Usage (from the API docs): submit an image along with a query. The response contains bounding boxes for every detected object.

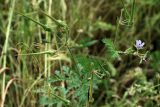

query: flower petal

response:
[135,40,145,49]
[141,42,145,46]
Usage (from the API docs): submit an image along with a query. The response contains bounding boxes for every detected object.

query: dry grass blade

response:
[1,78,18,107]
[0,67,9,75]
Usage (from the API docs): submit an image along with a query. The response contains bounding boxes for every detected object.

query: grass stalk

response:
[130,0,135,25]
[44,0,52,78]
[89,72,94,103]
[1,0,15,107]
[114,18,120,44]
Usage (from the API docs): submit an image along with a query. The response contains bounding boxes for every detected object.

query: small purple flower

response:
[135,40,145,49]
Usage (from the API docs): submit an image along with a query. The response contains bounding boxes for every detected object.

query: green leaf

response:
[39,96,56,106]
[107,62,117,77]
[124,47,134,54]
[151,51,160,72]
[94,21,115,31]
[75,82,89,104]
[83,40,98,47]
[102,39,119,59]
[75,55,108,75]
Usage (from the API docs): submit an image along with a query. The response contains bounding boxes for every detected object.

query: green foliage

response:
[140,0,160,5]
[36,78,70,106]
[78,37,98,48]
[76,55,109,77]
[0,0,160,107]
[39,94,59,106]
[93,21,115,31]
[124,47,134,54]
[37,55,109,106]
[17,12,52,32]
[102,38,119,59]
[151,51,160,73]
[107,62,117,77]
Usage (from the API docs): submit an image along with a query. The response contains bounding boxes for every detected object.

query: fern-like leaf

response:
[102,38,119,59]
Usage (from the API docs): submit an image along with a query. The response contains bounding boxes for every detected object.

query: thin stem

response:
[51,92,70,105]
[47,0,52,78]
[19,73,44,107]
[18,50,56,56]
[44,0,52,78]
[114,17,120,44]
[89,72,94,103]
[16,12,52,32]
[130,0,135,24]
[66,45,80,76]
[1,0,15,107]
[120,0,130,18]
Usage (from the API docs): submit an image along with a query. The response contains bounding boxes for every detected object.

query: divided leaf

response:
[102,39,119,59]
[124,47,134,54]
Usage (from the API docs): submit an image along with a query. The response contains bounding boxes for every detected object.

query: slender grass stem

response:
[51,92,70,105]
[18,50,56,56]
[89,72,94,103]
[1,0,15,107]
[47,0,52,78]
[120,0,130,18]
[130,0,135,24]
[66,45,80,76]
[16,12,52,32]
[114,18,120,44]
[19,73,44,107]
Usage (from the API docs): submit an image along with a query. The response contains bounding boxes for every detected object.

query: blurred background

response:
[0,0,160,107]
